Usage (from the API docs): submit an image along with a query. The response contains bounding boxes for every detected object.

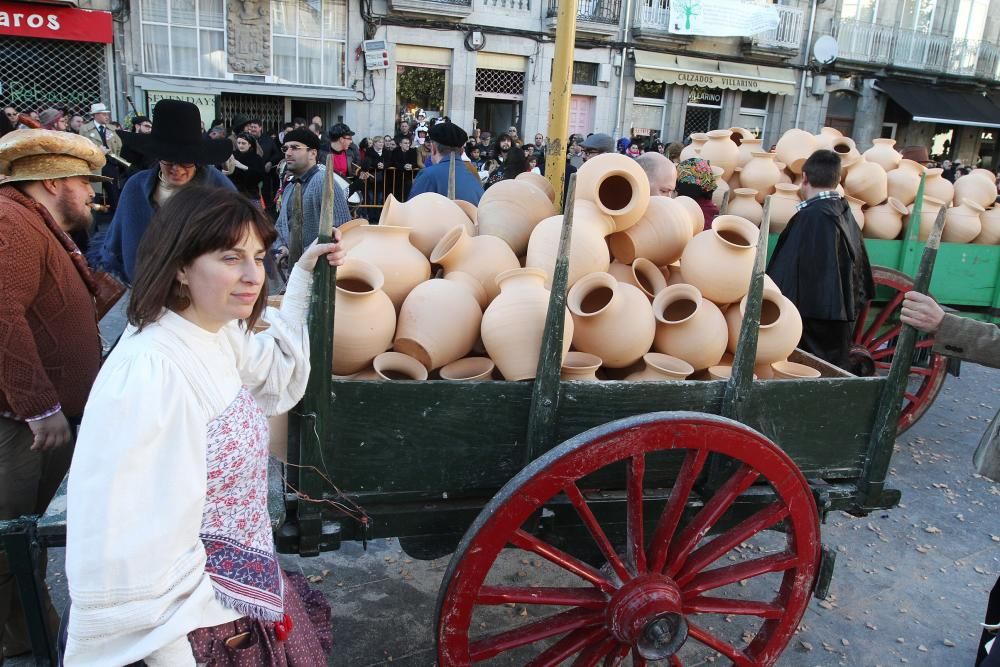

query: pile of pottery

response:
[323,156,816,383]
[685,127,1000,244]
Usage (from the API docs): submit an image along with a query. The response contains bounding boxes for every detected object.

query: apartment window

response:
[900,0,936,32]
[635,80,666,99]
[141,0,226,78]
[573,62,599,86]
[953,0,988,42]
[840,0,879,22]
[272,0,348,87]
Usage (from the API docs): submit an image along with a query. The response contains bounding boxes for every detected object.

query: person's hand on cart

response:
[901,291,945,334]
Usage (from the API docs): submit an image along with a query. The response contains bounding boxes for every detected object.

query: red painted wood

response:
[688,621,753,666]
[509,529,616,594]
[476,586,608,608]
[469,607,602,661]
[564,483,633,584]
[627,455,647,576]
[648,448,709,574]
[525,626,609,667]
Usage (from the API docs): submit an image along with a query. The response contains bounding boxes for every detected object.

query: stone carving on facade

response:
[227,0,271,75]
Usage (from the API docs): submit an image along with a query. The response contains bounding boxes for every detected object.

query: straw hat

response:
[0,129,110,184]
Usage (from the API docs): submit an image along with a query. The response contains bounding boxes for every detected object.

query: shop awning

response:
[876,79,1000,129]
[633,51,797,96]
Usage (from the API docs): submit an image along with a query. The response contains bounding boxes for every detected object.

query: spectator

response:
[80,102,122,210]
[408,122,484,204]
[568,138,584,170]
[38,108,67,131]
[675,157,718,229]
[245,118,282,211]
[292,116,307,128]
[527,155,541,175]
[414,125,428,147]
[485,145,528,188]
[636,152,677,197]
[319,123,360,180]
[278,121,294,144]
[69,115,85,134]
[626,143,642,158]
[466,144,485,171]
[581,133,614,163]
[3,106,17,126]
[120,115,156,180]
[391,135,420,200]
[311,114,324,134]
[478,131,492,149]
[507,126,520,144]
[228,132,266,203]
[396,120,414,145]
[487,133,513,174]
[383,135,396,152]
[666,141,683,163]
[360,135,388,216]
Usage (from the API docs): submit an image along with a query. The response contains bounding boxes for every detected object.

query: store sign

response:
[146,90,217,127]
[688,87,723,105]
[669,0,779,38]
[0,1,112,43]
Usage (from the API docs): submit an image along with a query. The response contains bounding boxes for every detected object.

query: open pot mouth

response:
[373,351,429,381]
[739,288,784,329]
[644,352,694,377]
[562,351,603,370]
[337,259,385,294]
[439,357,495,381]
[430,225,465,264]
[569,275,616,317]
[595,172,638,216]
[653,285,702,325]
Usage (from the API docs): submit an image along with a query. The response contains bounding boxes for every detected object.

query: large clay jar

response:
[455,200,478,226]
[740,153,782,203]
[698,129,740,180]
[568,272,655,368]
[338,218,367,252]
[924,168,955,204]
[906,196,946,241]
[608,196,693,266]
[830,137,861,168]
[943,199,985,244]
[953,172,998,209]
[439,356,495,381]
[711,166,730,209]
[481,268,573,381]
[863,138,901,172]
[651,283,728,370]
[736,138,763,169]
[976,207,1000,244]
[724,287,803,365]
[727,188,763,225]
[679,215,759,305]
[775,129,818,175]
[625,352,694,381]
[477,179,558,255]
[845,195,865,230]
[526,200,613,288]
[560,351,602,381]
[608,257,668,300]
[728,127,755,144]
[864,197,907,240]
[515,171,556,203]
[431,225,519,303]
[675,195,707,235]
[813,126,843,150]
[679,133,708,161]
[394,272,484,371]
[574,152,651,232]
[886,159,926,206]
[844,158,888,206]
[380,193,475,258]
[973,168,996,181]
[346,224,431,310]
[332,259,396,375]
[370,352,429,381]
[769,183,802,234]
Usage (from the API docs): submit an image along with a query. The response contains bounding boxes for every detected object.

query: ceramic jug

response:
[394,272,485,371]
[568,271,656,368]
[477,179,558,255]
[608,195,693,266]
[332,258,396,376]
[431,225,519,303]
[943,199,985,244]
[379,192,475,258]
[574,152,652,232]
[651,283,728,370]
[862,138,901,172]
[526,200,613,288]
[346,224,431,310]
[679,215,759,305]
[625,353,694,381]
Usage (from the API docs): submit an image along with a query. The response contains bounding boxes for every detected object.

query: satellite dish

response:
[813,35,839,65]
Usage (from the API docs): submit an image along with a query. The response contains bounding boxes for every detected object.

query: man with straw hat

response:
[0,129,107,660]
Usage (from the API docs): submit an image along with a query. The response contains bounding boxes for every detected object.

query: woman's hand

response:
[296,231,347,272]
[901,290,945,334]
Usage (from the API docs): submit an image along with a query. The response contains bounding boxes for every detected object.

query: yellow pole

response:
[544,0,578,211]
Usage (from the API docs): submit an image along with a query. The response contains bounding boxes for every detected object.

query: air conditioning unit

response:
[363,39,390,71]
[597,63,613,84]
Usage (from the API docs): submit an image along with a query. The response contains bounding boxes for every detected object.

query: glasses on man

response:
[282,143,307,153]
[160,160,195,169]
[583,149,601,156]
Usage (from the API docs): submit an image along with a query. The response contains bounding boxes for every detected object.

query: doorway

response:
[474,98,521,137]
[290,100,345,132]
[569,95,596,137]
[396,66,447,124]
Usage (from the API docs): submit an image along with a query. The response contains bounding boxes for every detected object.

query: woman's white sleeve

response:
[64,351,219,666]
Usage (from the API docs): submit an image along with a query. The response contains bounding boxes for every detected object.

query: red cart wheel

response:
[436,413,820,666]
[853,266,948,434]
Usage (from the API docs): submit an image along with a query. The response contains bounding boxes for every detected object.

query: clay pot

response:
[740,153,782,203]
[625,352,694,381]
[862,138,901,172]
[679,215,759,305]
[651,283,728,370]
[439,356,495,381]
[394,273,484,371]
[943,198,985,244]
[608,257,668,300]
[813,127,843,150]
[755,363,775,380]
[481,268,573,381]
[379,193,475,258]
[771,360,821,379]
[973,168,996,181]
[711,166,730,210]
[568,272,656,368]
[769,183,802,234]
[976,207,1000,244]
[724,287,803,365]
[845,195,865,230]
[728,127,755,144]
[431,225,519,303]
[729,168,743,190]
[608,196,693,266]
[346,224,431,310]
[368,352,429,381]
[338,218,368,252]
[680,133,708,161]
[736,138,763,169]
[455,200,478,225]
[886,159,926,206]
[515,171,556,203]
[727,188,763,225]
[905,196,946,241]
[526,200,613,288]
[864,198,907,240]
[698,129,740,180]
[923,168,955,204]
[560,351,602,381]
[954,172,998,209]
[675,195,707,235]
[574,152,652,232]
[477,179,558,256]
[332,259,397,375]
[775,129,818,175]
[843,158,888,206]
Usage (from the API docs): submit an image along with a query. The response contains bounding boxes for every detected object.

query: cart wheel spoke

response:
[565,483,633,583]
[683,552,799,597]
[477,585,608,609]
[510,529,617,594]
[669,655,684,667]
[862,291,905,346]
[870,345,896,361]
[648,448,710,573]
[685,595,784,619]
[468,607,603,662]
[569,634,620,667]
[910,366,934,376]
[675,502,789,587]
[688,621,754,666]
[601,644,630,666]
[631,654,648,666]
[869,324,903,352]
[875,361,891,370]
[665,464,760,578]
[904,391,920,405]
[627,455,647,575]
[915,338,934,349]
[525,626,610,667]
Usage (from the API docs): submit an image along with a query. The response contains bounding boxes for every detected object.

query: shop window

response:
[635,80,666,100]
[397,66,447,121]
[140,0,226,78]
[683,87,722,139]
[0,38,109,117]
[272,0,347,87]
[632,103,664,138]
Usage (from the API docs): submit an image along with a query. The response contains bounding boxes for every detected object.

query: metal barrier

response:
[351,166,421,219]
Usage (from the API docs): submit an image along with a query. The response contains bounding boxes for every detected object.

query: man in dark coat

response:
[767,149,874,370]
[408,122,483,205]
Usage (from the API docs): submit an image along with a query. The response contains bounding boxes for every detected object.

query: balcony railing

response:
[482,0,530,10]
[635,1,803,51]
[637,0,669,30]
[835,19,1000,80]
[547,0,622,24]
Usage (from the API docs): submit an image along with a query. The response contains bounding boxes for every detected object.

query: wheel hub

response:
[606,575,688,659]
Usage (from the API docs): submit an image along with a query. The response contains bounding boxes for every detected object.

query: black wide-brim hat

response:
[123,99,234,165]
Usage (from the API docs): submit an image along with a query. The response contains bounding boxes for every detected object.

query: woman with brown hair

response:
[64,186,344,665]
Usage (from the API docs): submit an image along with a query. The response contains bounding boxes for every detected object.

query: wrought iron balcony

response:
[634,1,802,53]
[546,0,622,25]
[481,0,530,9]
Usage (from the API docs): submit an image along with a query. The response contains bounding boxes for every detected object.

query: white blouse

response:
[65,265,315,666]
